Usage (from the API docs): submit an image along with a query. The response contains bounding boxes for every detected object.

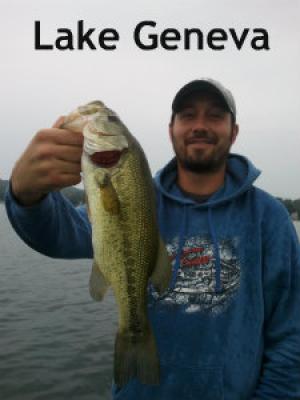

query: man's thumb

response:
[52,116,66,129]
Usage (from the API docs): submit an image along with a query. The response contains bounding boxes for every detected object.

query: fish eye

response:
[108,115,119,123]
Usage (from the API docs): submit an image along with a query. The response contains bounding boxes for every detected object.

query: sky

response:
[1,0,299,198]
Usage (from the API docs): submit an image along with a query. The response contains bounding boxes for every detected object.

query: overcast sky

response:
[1,0,299,198]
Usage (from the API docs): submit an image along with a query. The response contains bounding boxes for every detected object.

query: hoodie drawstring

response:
[170,204,187,290]
[208,207,222,293]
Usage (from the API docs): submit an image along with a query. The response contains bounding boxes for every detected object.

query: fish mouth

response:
[89,150,124,168]
[98,132,117,137]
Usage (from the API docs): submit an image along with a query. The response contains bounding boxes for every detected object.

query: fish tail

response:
[114,324,160,387]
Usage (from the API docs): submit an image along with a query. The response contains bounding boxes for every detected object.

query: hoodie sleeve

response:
[252,204,300,399]
[4,182,93,259]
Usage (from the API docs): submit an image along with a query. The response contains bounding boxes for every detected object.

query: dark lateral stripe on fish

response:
[122,224,144,336]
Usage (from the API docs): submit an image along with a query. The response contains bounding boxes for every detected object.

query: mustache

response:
[185,130,218,145]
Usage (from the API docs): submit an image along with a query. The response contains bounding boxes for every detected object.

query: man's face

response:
[169,92,239,173]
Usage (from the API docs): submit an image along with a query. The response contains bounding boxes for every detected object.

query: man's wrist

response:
[9,180,46,207]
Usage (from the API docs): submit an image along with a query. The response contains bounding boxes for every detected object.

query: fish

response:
[61,101,172,387]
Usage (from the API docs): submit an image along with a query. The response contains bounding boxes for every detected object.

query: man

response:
[5,79,300,399]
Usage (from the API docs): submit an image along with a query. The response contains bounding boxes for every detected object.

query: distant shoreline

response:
[0,178,299,219]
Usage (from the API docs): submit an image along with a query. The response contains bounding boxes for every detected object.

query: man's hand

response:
[11,117,84,206]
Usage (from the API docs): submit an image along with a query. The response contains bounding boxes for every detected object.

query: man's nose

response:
[192,114,208,132]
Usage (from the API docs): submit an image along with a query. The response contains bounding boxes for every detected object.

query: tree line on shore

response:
[277,197,300,220]
[0,178,299,219]
[0,179,84,206]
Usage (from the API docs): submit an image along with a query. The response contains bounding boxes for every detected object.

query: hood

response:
[153,153,261,295]
[154,153,261,208]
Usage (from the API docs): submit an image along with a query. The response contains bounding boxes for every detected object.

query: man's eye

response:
[208,110,225,119]
[180,110,195,118]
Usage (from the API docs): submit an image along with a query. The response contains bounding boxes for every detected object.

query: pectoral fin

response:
[150,236,172,295]
[89,260,110,301]
[95,172,120,215]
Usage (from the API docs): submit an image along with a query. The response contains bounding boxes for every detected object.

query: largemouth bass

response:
[61,101,172,386]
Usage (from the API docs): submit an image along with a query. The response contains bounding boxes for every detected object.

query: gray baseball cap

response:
[171,78,236,120]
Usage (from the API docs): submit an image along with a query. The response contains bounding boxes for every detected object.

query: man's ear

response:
[231,124,239,144]
[168,123,173,141]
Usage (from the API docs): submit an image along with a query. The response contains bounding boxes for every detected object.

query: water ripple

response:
[0,205,117,399]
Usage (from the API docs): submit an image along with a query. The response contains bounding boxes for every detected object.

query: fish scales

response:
[97,148,157,330]
[61,101,172,387]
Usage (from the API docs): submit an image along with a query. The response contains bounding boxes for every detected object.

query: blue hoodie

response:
[5,154,300,400]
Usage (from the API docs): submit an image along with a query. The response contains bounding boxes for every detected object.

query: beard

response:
[171,129,234,174]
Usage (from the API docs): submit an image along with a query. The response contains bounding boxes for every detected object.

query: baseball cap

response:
[171,78,236,120]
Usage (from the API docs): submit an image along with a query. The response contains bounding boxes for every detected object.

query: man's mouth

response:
[186,135,217,145]
[186,138,216,146]
[90,150,123,168]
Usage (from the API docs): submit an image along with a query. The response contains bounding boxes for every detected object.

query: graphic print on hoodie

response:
[150,234,241,314]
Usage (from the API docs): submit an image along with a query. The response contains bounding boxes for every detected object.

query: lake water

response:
[1,203,300,400]
[0,204,117,400]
